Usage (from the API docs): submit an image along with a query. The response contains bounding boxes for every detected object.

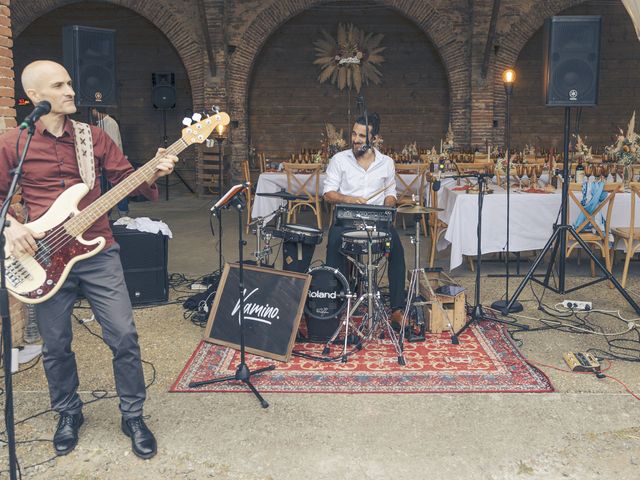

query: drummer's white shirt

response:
[323,148,397,205]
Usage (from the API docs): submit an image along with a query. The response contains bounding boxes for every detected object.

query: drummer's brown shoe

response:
[390,309,404,333]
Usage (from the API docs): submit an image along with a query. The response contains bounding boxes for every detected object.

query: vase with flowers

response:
[605,111,640,187]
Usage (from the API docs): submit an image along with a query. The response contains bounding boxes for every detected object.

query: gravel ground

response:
[2,193,640,479]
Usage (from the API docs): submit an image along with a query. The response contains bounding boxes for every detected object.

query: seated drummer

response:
[323,112,406,328]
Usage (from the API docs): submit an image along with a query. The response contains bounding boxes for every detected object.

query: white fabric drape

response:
[622,0,640,42]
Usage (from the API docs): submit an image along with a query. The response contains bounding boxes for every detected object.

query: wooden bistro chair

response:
[426,173,475,271]
[567,182,622,280]
[612,182,640,288]
[473,152,490,163]
[395,163,428,236]
[257,152,267,173]
[283,162,323,229]
[241,160,253,233]
[454,161,494,175]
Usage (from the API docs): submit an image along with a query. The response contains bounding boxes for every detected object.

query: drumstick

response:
[366,184,389,201]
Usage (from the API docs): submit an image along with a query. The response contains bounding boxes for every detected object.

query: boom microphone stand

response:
[0,114,43,480]
[504,107,640,314]
[451,172,528,344]
[189,185,275,407]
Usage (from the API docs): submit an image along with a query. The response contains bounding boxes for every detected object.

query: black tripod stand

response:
[188,189,275,407]
[160,109,194,200]
[504,107,640,314]
[451,173,528,344]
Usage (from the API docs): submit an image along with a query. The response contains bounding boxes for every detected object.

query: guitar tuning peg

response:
[211,105,220,114]
[182,117,192,126]
[191,113,202,122]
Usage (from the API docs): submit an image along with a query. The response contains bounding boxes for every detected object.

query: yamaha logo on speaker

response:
[569,89,578,101]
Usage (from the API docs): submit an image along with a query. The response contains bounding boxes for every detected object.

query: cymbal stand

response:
[400,211,455,344]
[249,216,273,266]
[344,220,406,365]
[322,288,359,362]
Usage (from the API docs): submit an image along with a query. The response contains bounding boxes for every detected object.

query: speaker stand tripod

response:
[504,107,640,314]
[188,192,275,407]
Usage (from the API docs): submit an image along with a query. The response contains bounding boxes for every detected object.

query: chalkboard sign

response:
[204,263,311,362]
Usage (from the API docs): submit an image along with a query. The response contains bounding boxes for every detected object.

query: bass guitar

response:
[4,111,230,304]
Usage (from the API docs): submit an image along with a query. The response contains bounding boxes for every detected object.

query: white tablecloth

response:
[438,181,639,270]
[252,172,424,219]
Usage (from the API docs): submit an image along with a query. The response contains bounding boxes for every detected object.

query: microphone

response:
[19,101,51,130]
[432,160,445,192]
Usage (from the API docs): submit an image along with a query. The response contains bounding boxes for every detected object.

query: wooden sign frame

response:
[204,263,311,362]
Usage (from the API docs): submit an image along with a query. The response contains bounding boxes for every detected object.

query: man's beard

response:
[353,145,367,158]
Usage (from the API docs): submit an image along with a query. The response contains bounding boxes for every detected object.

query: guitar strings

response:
[9,142,187,288]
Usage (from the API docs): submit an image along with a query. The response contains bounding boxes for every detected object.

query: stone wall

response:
[0,0,13,134]
[4,0,640,192]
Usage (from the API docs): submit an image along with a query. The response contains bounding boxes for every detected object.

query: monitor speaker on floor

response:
[112,224,169,305]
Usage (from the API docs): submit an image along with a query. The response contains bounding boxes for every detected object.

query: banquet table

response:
[436,180,640,270]
[251,172,425,220]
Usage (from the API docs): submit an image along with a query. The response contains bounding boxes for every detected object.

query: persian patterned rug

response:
[170,320,553,394]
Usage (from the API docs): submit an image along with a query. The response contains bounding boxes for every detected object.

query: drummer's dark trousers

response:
[34,245,146,419]
[326,224,406,310]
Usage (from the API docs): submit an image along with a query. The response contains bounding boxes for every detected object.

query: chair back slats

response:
[282,162,323,228]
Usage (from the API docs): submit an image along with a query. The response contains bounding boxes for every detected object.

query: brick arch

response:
[10,0,204,110]
[492,0,589,142]
[228,0,468,169]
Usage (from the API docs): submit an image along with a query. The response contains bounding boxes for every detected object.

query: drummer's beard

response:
[353,144,366,158]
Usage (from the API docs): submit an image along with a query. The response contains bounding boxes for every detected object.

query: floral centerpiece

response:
[323,123,347,158]
[400,141,418,161]
[441,123,455,155]
[574,134,593,162]
[606,111,640,166]
[314,23,385,93]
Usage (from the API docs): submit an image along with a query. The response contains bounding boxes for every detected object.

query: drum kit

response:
[254,188,444,364]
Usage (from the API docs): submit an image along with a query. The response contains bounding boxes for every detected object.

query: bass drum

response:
[303,265,350,342]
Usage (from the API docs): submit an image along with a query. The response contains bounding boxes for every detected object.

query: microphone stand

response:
[448,172,528,344]
[0,125,37,480]
[189,188,275,407]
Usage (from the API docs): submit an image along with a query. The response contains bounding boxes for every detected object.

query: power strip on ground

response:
[561,300,592,311]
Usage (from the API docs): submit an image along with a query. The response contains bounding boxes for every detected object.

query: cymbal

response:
[257,188,308,201]
[397,205,443,214]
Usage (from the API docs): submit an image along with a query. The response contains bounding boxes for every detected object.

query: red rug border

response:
[170,322,554,395]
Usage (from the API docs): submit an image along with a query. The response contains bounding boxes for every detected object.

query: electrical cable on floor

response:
[0,312,159,477]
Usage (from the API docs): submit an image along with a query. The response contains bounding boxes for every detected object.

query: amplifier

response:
[334,203,396,227]
[112,224,169,305]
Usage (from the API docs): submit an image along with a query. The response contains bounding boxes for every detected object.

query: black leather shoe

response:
[121,416,157,459]
[53,412,84,456]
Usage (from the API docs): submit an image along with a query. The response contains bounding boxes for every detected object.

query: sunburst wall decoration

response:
[313,23,385,93]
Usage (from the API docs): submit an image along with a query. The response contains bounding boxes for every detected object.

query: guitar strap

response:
[70,119,96,189]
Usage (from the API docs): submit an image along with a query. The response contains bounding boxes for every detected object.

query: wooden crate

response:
[409,270,466,334]
[199,146,224,195]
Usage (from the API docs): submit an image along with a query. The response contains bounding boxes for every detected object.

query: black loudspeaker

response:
[152,72,176,109]
[63,25,117,107]
[111,224,169,305]
[544,16,602,106]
